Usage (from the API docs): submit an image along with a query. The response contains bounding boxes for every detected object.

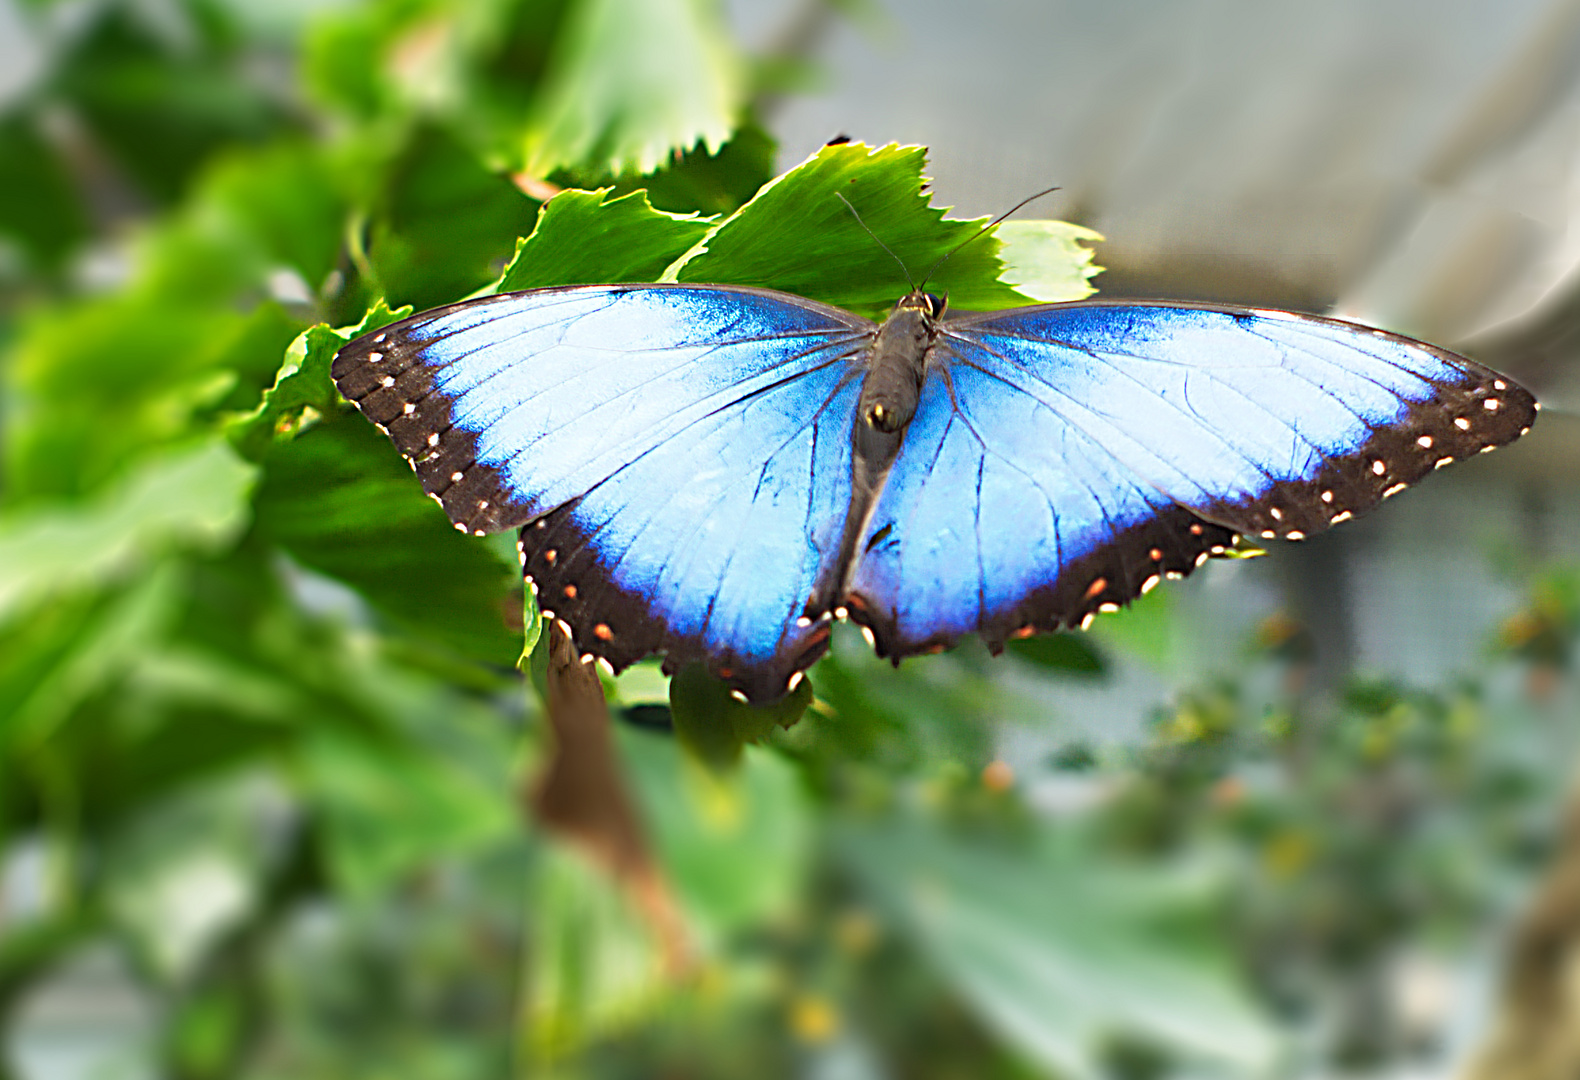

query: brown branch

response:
[527,620,689,974]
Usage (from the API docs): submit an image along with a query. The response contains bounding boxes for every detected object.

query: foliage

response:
[0,2,1570,1079]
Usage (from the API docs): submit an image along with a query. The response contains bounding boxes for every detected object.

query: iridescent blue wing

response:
[332,284,875,700]
[846,301,1537,658]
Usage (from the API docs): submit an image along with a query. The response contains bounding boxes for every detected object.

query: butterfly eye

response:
[923,293,946,318]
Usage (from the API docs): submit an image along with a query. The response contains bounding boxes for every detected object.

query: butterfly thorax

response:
[859,291,944,433]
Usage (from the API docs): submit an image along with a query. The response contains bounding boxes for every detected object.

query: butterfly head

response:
[895,290,947,321]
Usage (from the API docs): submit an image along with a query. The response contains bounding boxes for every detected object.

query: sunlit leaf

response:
[491,188,713,293]
[669,142,1035,318]
[995,220,1103,302]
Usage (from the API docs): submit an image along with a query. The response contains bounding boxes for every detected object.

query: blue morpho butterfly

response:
[332,207,1538,703]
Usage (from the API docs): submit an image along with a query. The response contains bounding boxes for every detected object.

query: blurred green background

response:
[1,1,1578,1078]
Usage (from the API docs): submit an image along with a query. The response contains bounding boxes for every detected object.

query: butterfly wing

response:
[332,284,875,699]
[846,301,1537,657]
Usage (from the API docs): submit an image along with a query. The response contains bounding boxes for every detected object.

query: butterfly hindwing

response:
[333,284,875,698]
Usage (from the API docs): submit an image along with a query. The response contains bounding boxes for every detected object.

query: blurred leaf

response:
[1090,586,1178,672]
[842,820,1280,1079]
[3,562,182,749]
[367,125,541,310]
[0,439,256,625]
[53,3,290,205]
[230,299,412,460]
[491,187,713,292]
[102,777,277,982]
[620,728,812,944]
[525,842,668,1062]
[670,141,1035,318]
[668,663,812,771]
[0,117,88,271]
[6,294,292,499]
[522,0,743,177]
[304,725,516,900]
[199,142,348,289]
[253,415,520,664]
[995,220,1103,302]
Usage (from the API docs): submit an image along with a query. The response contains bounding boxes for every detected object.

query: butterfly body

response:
[332,283,1536,701]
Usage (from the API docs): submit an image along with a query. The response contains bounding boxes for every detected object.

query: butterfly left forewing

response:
[333,284,876,700]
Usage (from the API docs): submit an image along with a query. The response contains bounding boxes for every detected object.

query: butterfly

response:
[331,281,1537,702]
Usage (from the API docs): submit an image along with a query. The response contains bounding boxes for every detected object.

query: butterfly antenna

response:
[919,185,1062,289]
[836,192,916,291]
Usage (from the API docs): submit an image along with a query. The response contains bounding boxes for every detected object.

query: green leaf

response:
[491,188,713,293]
[229,299,412,461]
[669,142,1034,317]
[667,663,812,771]
[841,821,1279,1079]
[995,220,1104,302]
[1004,632,1109,677]
[521,0,743,177]
[605,119,777,217]
[1089,586,1179,672]
[0,440,258,626]
[252,415,520,664]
